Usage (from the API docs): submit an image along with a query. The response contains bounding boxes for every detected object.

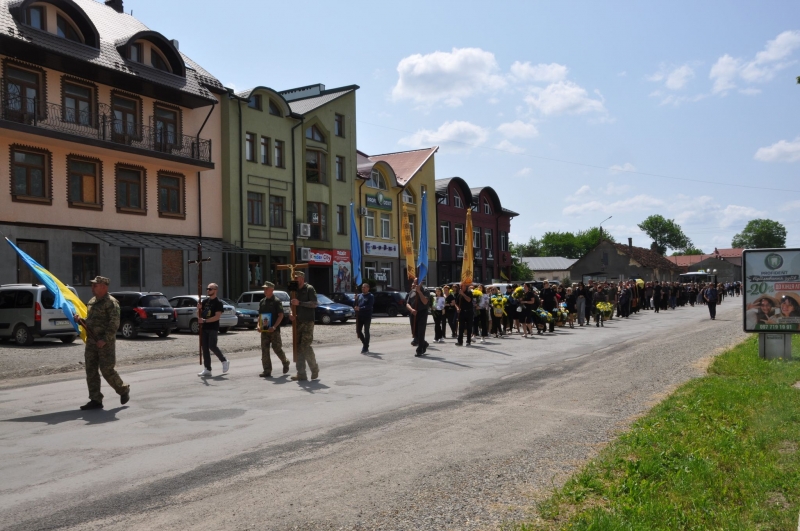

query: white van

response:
[236,290,291,324]
[0,284,80,345]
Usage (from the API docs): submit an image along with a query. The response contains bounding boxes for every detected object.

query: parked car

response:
[220,297,258,329]
[236,290,291,326]
[168,295,238,334]
[372,291,409,317]
[0,284,80,345]
[111,292,178,339]
[330,292,356,307]
[315,294,355,325]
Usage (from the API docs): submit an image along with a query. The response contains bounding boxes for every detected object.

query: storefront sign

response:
[332,250,352,292]
[308,249,334,265]
[743,248,800,333]
[365,193,392,211]
[364,241,399,258]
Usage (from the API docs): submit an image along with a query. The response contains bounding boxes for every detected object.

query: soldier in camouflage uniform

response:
[78,276,129,410]
[257,281,290,378]
[289,271,319,381]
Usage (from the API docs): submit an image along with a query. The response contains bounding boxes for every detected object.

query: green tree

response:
[539,227,615,259]
[731,219,787,249]
[672,247,704,256]
[508,243,534,280]
[511,237,542,257]
[637,215,693,255]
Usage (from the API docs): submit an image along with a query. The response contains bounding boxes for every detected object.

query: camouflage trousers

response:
[85,341,129,403]
[260,330,288,373]
[295,321,318,378]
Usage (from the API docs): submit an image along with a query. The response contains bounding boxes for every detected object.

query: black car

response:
[330,292,356,307]
[110,292,177,339]
[372,291,409,317]
[315,294,355,325]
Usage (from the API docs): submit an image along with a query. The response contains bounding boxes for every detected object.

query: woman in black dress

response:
[565,287,577,328]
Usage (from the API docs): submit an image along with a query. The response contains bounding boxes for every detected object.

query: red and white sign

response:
[308,249,350,266]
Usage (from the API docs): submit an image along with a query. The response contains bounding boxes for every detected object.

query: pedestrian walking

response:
[433,287,446,343]
[541,281,557,332]
[289,271,320,381]
[592,284,607,327]
[444,285,458,338]
[77,276,129,410]
[704,283,718,320]
[456,283,474,346]
[197,283,229,377]
[576,281,587,326]
[257,282,289,378]
[406,278,430,356]
[355,282,374,353]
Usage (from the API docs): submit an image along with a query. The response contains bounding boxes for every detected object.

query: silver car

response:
[236,290,291,326]
[168,295,238,334]
[0,284,79,345]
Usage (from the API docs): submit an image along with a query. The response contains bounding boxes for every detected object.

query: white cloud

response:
[648,63,695,90]
[604,183,631,195]
[398,120,488,150]
[574,184,591,196]
[719,205,767,228]
[562,193,664,216]
[609,163,637,173]
[497,120,538,138]
[510,61,568,83]
[754,137,800,162]
[391,47,506,107]
[495,139,526,154]
[780,200,800,212]
[710,30,800,94]
[524,81,607,116]
[515,167,532,177]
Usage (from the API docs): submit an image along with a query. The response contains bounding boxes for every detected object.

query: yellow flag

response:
[461,209,473,284]
[401,204,415,279]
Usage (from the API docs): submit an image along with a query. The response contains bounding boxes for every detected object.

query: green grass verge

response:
[515,336,800,531]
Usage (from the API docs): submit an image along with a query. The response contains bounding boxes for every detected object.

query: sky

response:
[126,0,800,252]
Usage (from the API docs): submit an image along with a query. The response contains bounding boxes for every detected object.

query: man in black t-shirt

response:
[197,283,229,377]
[456,283,474,346]
[405,278,430,356]
[443,285,457,338]
[541,281,557,332]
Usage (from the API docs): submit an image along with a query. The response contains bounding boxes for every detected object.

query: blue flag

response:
[417,191,428,283]
[350,203,362,287]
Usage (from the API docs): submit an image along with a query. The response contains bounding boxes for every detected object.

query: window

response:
[453,191,463,208]
[5,66,41,118]
[151,49,170,72]
[158,173,183,216]
[337,205,347,235]
[68,157,99,206]
[306,150,327,184]
[274,140,285,168]
[484,200,492,215]
[269,195,285,227]
[471,203,478,212]
[247,192,264,225]
[402,189,415,204]
[421,185,427,199]
[365,261,377,280]
[268,100,281,116]
[111,95,139,137]
[129,43,142,63]
[63,82,93,126]
[11,148,48,199]
[381,213,391,239]
[248,94,262,110]
[485,229,493,249]
[455,224,464,246]
[334,114,344,137]
[440,221,450,245]
[154,106,178,151]
[26,6,45,30]
[57,14,82,43]
[120,248,141,287]
[335,156,345,182]
[307,202,328,240]
[72,243,98,286]
[381,263,392,287]
[245,133,255,162]
[409,215,416,244]
[260,136,270,165]
[162,249,184,287]
[305,125,325,142]
[438,193,448,206]
[473,228,480,248]
[367,169,387,190]
[17,240,47,284]
[116,166,144,211]
[365,210,375,238]
[501,232,508,252]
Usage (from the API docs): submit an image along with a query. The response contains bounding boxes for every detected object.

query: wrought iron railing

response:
[1,87,211,163]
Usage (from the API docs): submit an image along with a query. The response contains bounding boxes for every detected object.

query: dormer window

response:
[305,125,325,142]
[128,43,142,62]
[367,169,387,190]
[483,200,491,214]
[453,191,463,208]
[57,14,82,43]
[268,100,281,116]
[248,94,261,110]
[402,189,415,204]
[151,49,171,72]
[26,6,45,30]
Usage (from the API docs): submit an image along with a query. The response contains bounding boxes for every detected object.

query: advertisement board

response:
[743,248,800,333]
[332,250,352,293]
[364,241,399,258]
[365,193,392,211]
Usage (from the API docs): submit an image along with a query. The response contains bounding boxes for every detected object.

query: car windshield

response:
[317,294,334,305]
[397,292,407,299]
[221,298,236,306]
[274,292,290,302]
[140,295,171,307]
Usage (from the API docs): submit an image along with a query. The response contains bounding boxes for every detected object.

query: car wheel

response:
[120,320,138,339]
[321,314,332,325]
[157,330,170,338]
[60,336,77,344]
[247,324,257,330]
[387,306,398,317]
[219,327,229,334]
[14,324,34,346]
[190,319,199,334]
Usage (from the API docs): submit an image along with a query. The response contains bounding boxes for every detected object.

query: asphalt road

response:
[0,303,747,530]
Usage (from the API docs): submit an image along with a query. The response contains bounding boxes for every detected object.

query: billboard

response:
[364,241,399,258]
[743,248,800,333]
[332,250,352,293]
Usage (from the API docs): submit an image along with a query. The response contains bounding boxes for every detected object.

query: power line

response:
[357,120,800,194]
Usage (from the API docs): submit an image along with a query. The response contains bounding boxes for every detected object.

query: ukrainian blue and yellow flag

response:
[5,237,88,342]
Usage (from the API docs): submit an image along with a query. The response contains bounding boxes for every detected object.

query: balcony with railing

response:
[0,90,212,165]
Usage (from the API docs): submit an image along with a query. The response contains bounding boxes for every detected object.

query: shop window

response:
[120,248,141,287]
[72,243,98,286]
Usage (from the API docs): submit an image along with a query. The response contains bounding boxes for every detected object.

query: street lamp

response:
[713,268,718,286]
[598,216,612,242]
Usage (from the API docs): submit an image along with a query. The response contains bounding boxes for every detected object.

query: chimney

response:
[171,39,179,50]
[105,0,124,13]
[628,237,633,251]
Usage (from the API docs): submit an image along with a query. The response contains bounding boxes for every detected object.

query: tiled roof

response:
[666,248,743,267]
[368,146,438,186]
[521,257,577,271]
[286,87,357,115]
[0,0,222,102]
[613,242,682,270]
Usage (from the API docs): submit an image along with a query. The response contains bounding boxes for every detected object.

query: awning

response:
[81,229,249,254]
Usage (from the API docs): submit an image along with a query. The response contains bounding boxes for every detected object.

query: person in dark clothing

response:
[355,282,374,354]
[540,281,557,333]
[618,284,630,318]
[197,283,229,376]
[704,283,718,320]
[444,285,458,337]
[653,282,662,313]
[456,283,473,346]
[504,285,517,334]
[565,287,577,328]
[592,285,607,327]
[405,278,430,356]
